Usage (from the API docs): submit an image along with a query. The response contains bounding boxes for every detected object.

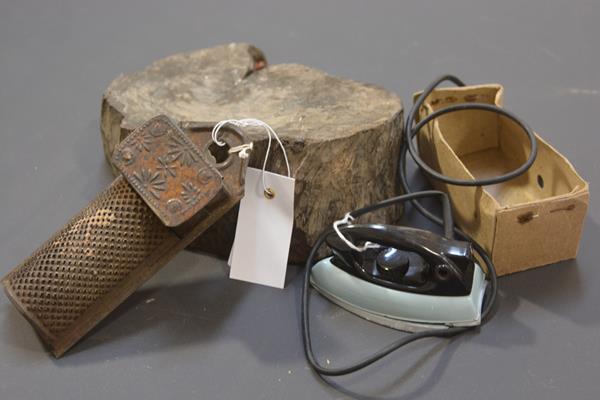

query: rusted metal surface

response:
[2,116,249,357]
[113,116,224,227]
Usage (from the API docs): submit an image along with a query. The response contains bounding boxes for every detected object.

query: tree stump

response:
[101,43,403,263]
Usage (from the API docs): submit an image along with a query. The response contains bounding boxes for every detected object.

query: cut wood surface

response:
[101,43,403,262]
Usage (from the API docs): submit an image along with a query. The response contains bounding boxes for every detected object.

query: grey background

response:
[0,0,598,399]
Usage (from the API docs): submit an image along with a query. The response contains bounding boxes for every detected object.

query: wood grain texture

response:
[101,43,404,263]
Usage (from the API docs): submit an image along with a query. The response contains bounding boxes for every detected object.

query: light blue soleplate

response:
[310,257,487,332]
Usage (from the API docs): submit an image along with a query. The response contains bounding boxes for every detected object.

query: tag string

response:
[227,143,253,159]
[332,213,378,252]
[211,120,255,159]
[212,119,291,196]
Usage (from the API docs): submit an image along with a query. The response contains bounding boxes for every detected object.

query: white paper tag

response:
[228,167,295,289]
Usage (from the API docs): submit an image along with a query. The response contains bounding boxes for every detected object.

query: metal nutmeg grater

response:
[2,115,250,357]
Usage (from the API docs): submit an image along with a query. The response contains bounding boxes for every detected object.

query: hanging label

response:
[229,167,295,289]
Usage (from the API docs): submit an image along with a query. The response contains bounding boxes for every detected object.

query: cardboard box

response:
[414,84,589,275]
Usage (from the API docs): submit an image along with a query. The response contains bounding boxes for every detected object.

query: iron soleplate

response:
[310,257,487,332]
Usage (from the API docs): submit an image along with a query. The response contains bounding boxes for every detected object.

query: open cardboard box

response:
[415,84,589,276]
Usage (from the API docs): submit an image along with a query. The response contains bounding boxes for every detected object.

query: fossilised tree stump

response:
[101,43,403,263]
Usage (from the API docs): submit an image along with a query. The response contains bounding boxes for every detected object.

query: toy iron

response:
[301,190,499,376]
[310,224,488,332]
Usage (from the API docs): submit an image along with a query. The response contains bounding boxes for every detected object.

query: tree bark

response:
[101,43,403,263]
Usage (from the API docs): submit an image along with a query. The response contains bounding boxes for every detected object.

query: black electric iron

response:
[311,221,488,332]
[301,75,538,376]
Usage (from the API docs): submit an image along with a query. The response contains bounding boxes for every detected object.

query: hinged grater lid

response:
[112,115,224,227]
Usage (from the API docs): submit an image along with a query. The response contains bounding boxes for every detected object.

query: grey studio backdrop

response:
[0,1,599,399]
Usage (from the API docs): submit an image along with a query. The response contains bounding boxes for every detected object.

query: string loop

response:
[212,119,291,196]
[332,213,378,252]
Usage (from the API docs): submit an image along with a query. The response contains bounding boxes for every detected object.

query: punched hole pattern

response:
[5,178,172,335]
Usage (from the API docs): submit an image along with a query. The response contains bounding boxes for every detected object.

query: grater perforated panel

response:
[3,177,176,345]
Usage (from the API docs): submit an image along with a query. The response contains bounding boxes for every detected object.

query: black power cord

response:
[301,75,537,376]
[407,77,537,186]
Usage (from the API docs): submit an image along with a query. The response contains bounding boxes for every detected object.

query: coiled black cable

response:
[301,75,538,376]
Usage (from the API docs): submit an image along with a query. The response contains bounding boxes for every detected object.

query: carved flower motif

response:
[132,130,156,152]
[133,169,166,199]
[168,135,198,166]
[181,182,202,206]
[157,156,177,178]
